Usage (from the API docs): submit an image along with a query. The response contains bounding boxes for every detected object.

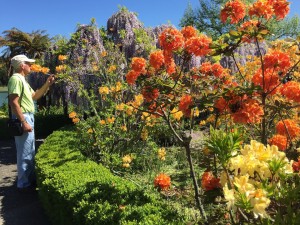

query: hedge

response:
[35,128,190,225]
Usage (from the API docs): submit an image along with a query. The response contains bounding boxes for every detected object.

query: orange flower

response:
[159,28,184,52]
[69,111,77,118]
[126,70,139,85]
[249,0,274,20]
[181,26,197,40]
[154,173,171,190]
[40,67,50,74]
[252,69,280,94]
[149,50,165,70]
[179,95,193,117]
[292,158,300,172]
[220,0,246,24]
[131,57,146,73]
[201,171,221,191]
[239,20,260,43]
[185,35,212,56]
[268,134,288,151]
[55,65,67,73]
[276,119,300,140]
[232,99,264,124]
[263,50,291,72]
[142,87,160,103]
[72,117,80,124]
[280,81,300,103]
[30,64,42,72]
[58,55,67,61]
[272,0,290,20]
[215,97,229,113]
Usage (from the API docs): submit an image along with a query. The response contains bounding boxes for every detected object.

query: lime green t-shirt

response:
[8,73,35,113]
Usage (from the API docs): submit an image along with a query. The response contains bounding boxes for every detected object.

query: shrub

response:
[35,128,192,225]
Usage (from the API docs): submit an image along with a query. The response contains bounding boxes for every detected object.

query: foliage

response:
[35,129,196,225]
[180,0,300,41]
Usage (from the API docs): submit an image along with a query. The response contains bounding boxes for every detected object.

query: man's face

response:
[22,62,32,75]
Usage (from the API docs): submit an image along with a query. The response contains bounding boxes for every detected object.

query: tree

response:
[180,0,300,41]
[0,28,50,83]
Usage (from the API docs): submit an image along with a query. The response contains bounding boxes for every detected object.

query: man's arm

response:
[9,94,32,132]
[32,75,55,101]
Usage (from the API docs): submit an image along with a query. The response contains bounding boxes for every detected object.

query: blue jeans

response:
[14,113,35,188]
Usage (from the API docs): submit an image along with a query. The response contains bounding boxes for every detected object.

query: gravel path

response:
[0,138,51,225]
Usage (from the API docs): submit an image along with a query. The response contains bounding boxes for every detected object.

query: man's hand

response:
[47,74,55,86]
[22,121,33,132]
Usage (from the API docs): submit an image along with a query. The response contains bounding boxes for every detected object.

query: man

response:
[8,55,55,190]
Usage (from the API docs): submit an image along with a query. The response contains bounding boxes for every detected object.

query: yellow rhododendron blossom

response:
[58,55,67,61]
[107,117,115,124]
[133,94,144,107]
[122,163,130,168]
[250,189,270,219]
[40,67,50,74]
[72,117,80,124]
[99,120,106,125]
[115,82,122,92]
[193,108,200,117]
[125,105,134,116]
[56,65,67,73]
[171,108,183,121]
[122,155,133,163]
[141,128,148,141]
[199,120,206,126]
[116,103,125,111]
[108,65,117,72]
[87,128,93,134]
[69,111,77,118]
[223,184,235,209]
[92,65,99,71]
[101,51,107,57]
[121,125,127,131]
[158,147,166,161]
[99,86,110,95]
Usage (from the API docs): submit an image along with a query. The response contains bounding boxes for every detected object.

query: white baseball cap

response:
[11,55,35,69]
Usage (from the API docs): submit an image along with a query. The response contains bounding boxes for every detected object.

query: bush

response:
[35,128,192,225]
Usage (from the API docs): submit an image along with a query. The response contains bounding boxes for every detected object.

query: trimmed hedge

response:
[35,128,190,225]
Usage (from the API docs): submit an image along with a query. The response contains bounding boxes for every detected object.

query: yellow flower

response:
[92,65,99,71]
[55,65,67,73]
[158,147,166,161]
[223,184,235,209]
[193,108,200,117]
[141,128,148,141]
[250,189,270,219]
[133,94,144,107]
[107,117,115,124]
[116,103,125,111]
[58,55,67,61]
[99,86,110,95]
[121,125,127,131]
[99,120,106,125]
[122,163,130,168]
[101,51,107,57]
[69,111,77,118]
[233,175,255,197]
[122,155,132,163]
[125,105,134,116]
[87,128,93,134]
[199,120,206,126]
[40,67,50,74]
[115,82,122,92]
[108,65,117,73]
[72,117,80,124]
[30,64,42,72]
[171,108,183,121]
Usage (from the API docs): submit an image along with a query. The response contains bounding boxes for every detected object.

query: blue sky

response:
[0,0,299,39]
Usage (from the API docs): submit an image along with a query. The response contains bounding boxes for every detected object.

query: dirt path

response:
[0,139,51,225]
